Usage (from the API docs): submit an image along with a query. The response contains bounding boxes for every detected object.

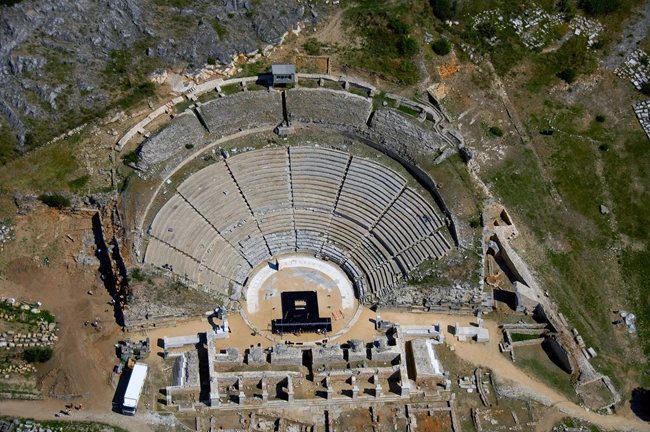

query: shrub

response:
[430,0,455,21]
[579,0,621,15]
[185,143,194,150]
[599,143,609,151]
[207,57,216,65]
[212,20,227,39]
[489,126,504,137]
[131,268,146,281]
[558,0,577,18]
[476,22,497,39]
[24,347,53,363]
[118,82,156,110]
[431,39,451,55]
[595,114,606,123]
[39,194,71,209]
[389,19,411,35]
[398,37,418,56]
[303,38,323,56]
[557,67,577,83]
[640,82,650,96]
[122,149,139,165]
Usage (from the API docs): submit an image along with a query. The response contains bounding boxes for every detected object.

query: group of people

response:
[55,403,83,417]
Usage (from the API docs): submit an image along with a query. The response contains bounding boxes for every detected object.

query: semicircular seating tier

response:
[144,146,452,303]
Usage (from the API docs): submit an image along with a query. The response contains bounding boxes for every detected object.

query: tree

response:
[24,347,53,363]
[579,0,621,15]
[488,126,504,137]
[640,82,650,96]
[557,67,577,84]
[389,19,411,35]
[39,194,71,209]
[431,39,451,56]
[430,0,455,21]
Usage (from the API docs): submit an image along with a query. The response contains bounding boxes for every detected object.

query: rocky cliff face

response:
[0,0,313,149]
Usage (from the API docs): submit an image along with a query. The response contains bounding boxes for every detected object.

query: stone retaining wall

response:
[286,88,372,128]
[197,91,283,136]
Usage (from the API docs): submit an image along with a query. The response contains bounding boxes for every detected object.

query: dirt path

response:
[311,8,346,46]
[0,399,157,432]
[603,0,650,70]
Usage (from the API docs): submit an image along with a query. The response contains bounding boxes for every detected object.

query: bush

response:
[207,57,216,65]
[640,82,650,96]
[117,82,156,110]
[398,37,418,56]
[431,39,451,55]
[557,67,577,83]
[24,347,53,363]
[130,268,146,281]
[122,149,139,165]
[185,144,194,150]
[489,126,504,137]
[389,19,411,35]
[558,0,577,18]
[599,143,609,151]
[595,114,606,122]
[430,0,455,21]
[303,38,323,56]
[212,20,227,39]
[579,0,620,15]
[39,194,71,209]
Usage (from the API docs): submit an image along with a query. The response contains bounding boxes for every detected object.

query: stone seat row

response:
[227,149,292,215]
[145,146,451,302]
[146,238,230,296]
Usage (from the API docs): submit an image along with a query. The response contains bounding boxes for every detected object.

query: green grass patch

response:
[342,0,424,84]
[510,333,543,342]
[212,20,228,39]
[303,37,324,55]
[67,174,90,193]
[0,302,55,324]
[117,82,156,110]
[372,92,396,109]
[221,83,242,95]
[514,344,577,401]
[527,36,597,92]
[397,104,420,117]
[0,418,128,432]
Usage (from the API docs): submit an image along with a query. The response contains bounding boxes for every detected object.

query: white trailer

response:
[122,362,148,415]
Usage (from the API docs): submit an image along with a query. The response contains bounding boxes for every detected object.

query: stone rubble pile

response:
[0,418,62,432]
[0,323,58,350]
[632,101,650,140]
[615,49,650,90]
[467,9,602,52]
[511,8,564,50]
[568,15,603,48]
[0,224,15,252]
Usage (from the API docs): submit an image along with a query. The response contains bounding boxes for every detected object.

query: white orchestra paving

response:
[144,146,452,304]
